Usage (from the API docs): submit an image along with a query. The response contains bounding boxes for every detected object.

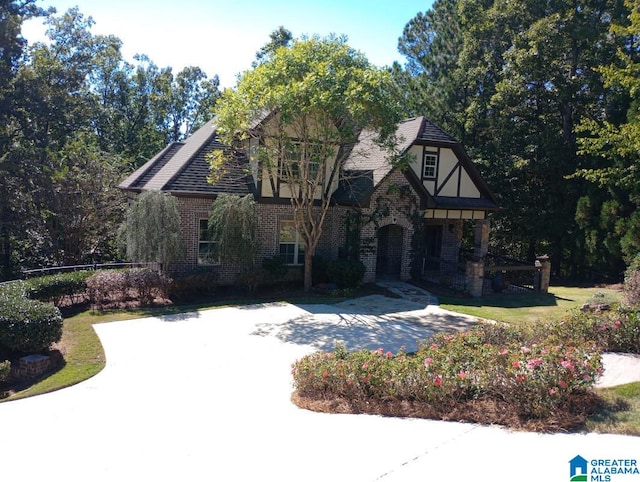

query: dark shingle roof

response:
[118,119,252,197]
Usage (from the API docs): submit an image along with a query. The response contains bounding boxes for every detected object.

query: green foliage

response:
[213,35,403,291]
[0,282,63,353]
[292,323,602,425]
[326,259,366,288]
[1,5,220,278]
[262,256,288,281]
[546,307,640,355]
[121,191,185,270]
[0,360,10,383]
[398,0,635,278]
[24,271,92,306]
[209,194,259,266]
[311,256,329,285]
[624,255,640,307]
[169,269,219,301]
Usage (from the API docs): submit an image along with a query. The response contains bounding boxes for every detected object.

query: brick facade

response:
[171,170,464,287]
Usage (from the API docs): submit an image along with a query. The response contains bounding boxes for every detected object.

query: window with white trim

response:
[423,151,438,179]
[279,220,305,265]
[198,219,219,265]
[281,142,320,180]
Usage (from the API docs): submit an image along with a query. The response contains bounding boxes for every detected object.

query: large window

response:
[198,219,219,265]
[281,142,321,180]
[279,220,305,265]
[423,151,438,179]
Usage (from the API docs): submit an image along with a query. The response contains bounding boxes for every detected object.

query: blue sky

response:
[22,0,433,88]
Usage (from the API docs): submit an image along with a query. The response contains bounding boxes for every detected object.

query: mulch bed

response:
[291,390,606,432]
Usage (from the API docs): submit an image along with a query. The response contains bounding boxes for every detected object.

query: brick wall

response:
[171,169,428,286]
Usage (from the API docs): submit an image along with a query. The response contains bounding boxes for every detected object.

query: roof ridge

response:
[144,120,217,191]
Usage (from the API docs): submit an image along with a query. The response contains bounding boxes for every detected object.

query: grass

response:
[586,382,640,436]
[438,285,622,324]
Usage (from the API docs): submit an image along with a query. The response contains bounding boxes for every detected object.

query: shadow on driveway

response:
[250,294,477,352]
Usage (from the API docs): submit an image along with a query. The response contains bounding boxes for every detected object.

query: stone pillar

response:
[473,219,490,260]
[535,255,551,293]
[466,260,484,297]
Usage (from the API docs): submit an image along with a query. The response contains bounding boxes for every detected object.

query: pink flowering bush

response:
[292,324,603,427]
[548,307,640,354]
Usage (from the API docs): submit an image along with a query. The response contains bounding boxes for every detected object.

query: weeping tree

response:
[208,193,260,267]
[121,190,185,270]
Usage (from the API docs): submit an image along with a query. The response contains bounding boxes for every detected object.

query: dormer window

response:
[423,151,438,179]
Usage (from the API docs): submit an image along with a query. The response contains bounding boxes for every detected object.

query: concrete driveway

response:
[0,292,638,482]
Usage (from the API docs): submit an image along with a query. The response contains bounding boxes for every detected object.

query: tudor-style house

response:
[119,115,502,296]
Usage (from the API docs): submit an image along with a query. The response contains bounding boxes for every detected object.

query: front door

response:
[376,225,403,278]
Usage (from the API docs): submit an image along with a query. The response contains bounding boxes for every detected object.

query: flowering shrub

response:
[292,324,603,426]
[548,307,640,354]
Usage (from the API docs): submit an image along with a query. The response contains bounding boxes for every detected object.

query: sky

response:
[22,0,433,88]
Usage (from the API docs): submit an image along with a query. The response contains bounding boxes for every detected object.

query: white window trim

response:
[198,219,220,266]
[423,151,438,179]
[279,220,305,266]
[280,142,321,180]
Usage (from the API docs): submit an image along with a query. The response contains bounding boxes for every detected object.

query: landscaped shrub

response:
[0,281,63,353]
[169,269,219,301]
[623,255,640,307]
[125,269,171,305]
[292,324,603,428]
[311,256,329,285]
[86,268,171,308]
[548,307,640,354]
[25,271,92,306]
[0,360,10,383]
[262,256,287,284]
[326,259,365,288]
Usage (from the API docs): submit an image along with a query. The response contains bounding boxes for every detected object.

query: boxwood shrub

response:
[326,259,366,288]
[0,281,63,353]
[24,271,92,306]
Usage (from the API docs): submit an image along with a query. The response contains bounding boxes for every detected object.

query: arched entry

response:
[376,224,404,278]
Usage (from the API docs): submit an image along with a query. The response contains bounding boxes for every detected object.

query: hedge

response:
[0,282,63,353]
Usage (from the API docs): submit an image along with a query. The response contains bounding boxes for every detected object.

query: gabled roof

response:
[338,116,498,209]
[119,115,498,211]
[119,119,252,197]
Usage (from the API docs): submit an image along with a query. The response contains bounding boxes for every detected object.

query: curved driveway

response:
[0,294,638,482]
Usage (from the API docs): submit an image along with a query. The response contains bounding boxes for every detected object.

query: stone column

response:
[473,219,490,260]
[535,255,551,293]
[466,260,484,297]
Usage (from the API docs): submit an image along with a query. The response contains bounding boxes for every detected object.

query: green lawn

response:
[438,285,621,324]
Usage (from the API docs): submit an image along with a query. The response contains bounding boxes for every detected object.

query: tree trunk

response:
[304,248,313,292]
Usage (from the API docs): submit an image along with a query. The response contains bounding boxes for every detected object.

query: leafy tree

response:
[253,26,293,66]
[395,0,468,139]
[397,0,630,278]
[574,0,640,268]
[208,194,259,267]
[212,35,403,291]
[0,0,46,279]
[120,190,185,270]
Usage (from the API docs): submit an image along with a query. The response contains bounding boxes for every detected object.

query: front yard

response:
[2,282,638,436]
